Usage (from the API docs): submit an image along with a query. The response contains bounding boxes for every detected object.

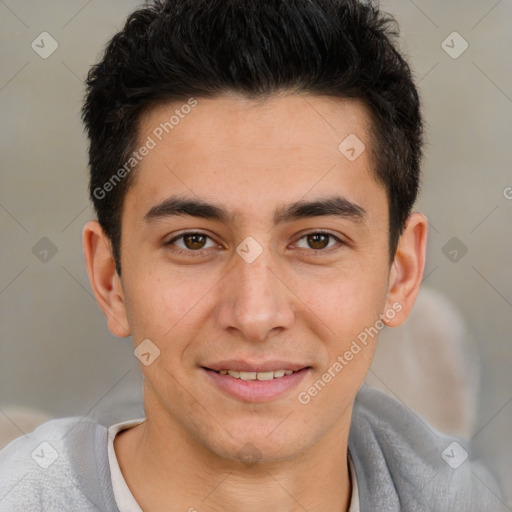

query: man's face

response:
[117,92,393,461]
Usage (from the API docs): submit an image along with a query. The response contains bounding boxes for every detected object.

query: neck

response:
[115,405,353,512]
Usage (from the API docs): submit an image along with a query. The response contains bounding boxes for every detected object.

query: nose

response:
[215,246,295,342]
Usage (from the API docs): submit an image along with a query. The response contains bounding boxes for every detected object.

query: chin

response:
[202,423,315,465]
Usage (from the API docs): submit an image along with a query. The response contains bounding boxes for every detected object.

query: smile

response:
[213,369,298,380]
[203,366,311,402]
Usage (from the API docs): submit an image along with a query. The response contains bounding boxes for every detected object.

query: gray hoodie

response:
[0,385,504,511]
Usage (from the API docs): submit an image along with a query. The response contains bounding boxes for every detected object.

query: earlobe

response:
[82,220,131,337]
[383,212,428,327]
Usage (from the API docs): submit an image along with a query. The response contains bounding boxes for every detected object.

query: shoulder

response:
[0,417,118,512]
[349,385,503,512]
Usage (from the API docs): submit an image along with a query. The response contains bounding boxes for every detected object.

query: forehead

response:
[126,92,386,224]
[138,92,372,157]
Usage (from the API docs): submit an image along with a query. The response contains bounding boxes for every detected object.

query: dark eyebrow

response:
[273,196,366,224]
[144,196,234,223]
[144,195,366,224]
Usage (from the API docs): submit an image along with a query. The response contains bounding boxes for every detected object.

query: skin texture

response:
[83,91,428,512]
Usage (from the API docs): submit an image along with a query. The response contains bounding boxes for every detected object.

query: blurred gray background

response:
[1,0,511,507]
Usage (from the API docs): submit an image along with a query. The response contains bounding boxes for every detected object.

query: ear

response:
[383,212,428,326]
[82,220,131,337]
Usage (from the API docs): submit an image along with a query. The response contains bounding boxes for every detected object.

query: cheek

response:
[299,263,390,344]
[122,265,203,341]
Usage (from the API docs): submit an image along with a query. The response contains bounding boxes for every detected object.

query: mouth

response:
[202,363,312,402]
[206,368,303,381]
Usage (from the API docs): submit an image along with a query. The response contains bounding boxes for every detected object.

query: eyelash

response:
[165,230,344,256]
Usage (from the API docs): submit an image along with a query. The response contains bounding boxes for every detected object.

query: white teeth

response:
[239,371,257,380]
[256,371,274,381]
[218,369,299,380]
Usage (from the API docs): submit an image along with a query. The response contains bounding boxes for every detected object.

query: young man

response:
[0,0,502,510]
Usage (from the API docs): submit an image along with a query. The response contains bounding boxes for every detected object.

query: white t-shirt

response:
[107,419,360,512]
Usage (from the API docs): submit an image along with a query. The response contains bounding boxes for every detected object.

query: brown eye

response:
[307,233,330,249]
[167,232,217,252]
[183,233,207,250]
[295,231,343,251]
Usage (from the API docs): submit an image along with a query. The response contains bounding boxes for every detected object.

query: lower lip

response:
[203,368,311,403]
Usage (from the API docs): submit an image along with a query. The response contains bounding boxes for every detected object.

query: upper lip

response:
[203,360,310,373]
